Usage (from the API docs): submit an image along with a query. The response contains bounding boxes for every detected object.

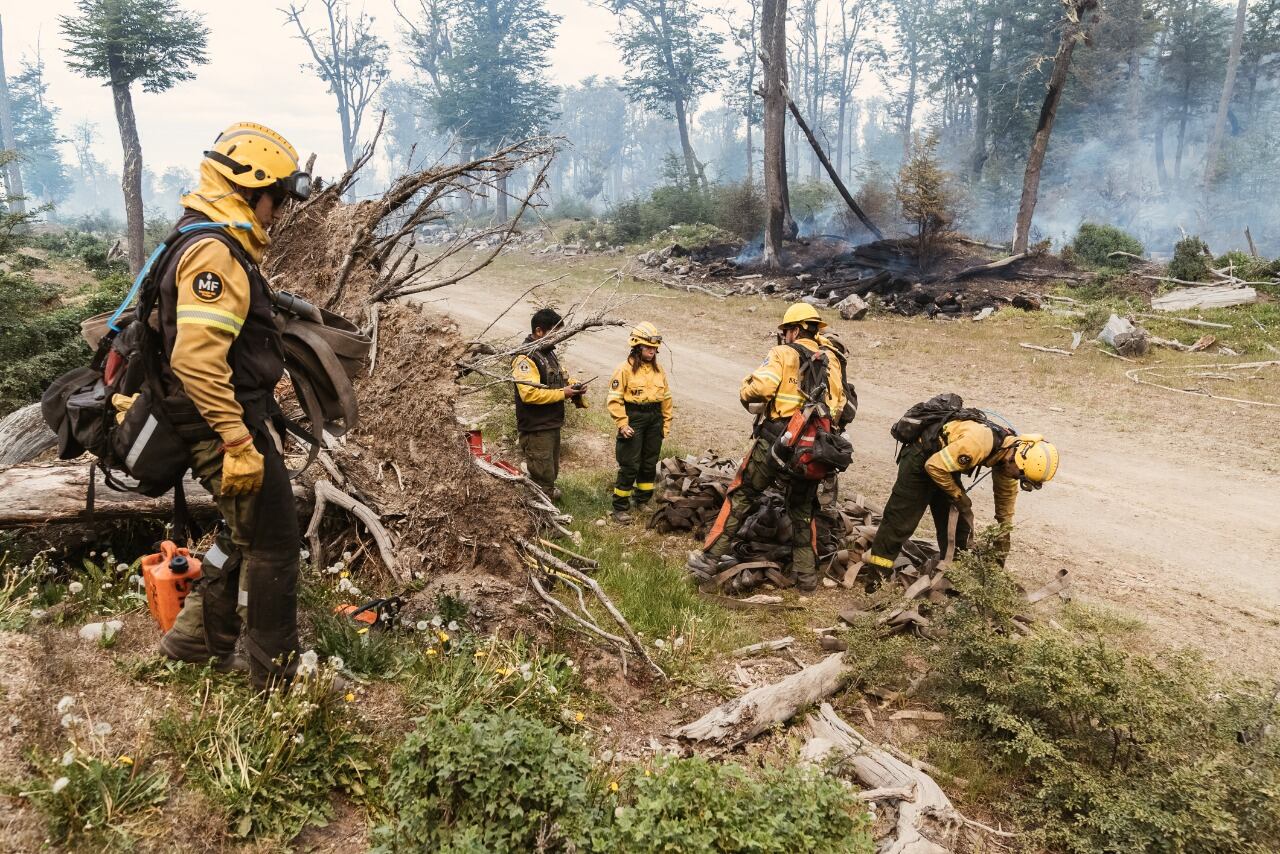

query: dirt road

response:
[431,255,1280,673]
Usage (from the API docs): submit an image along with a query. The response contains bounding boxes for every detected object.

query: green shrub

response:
[404,631,581,726]
[24,746,168,851]
[312,611,410,680]
[548,195,596,221]
[372,707,598,853]
[25,549,147,622]
[1168,235,1214,282]
[904,534,1280,853]
[0,269,130,415]
[790,179,836,221]
[1070,222,1144,267]
[155,673,377,840]
[709,180,766,240]
[598,755,874,853]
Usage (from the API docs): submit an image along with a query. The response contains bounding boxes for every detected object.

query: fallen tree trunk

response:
[671,652,846,746]
[1151,285,1258,312]
[0,461,311,546]
[785,95,884,241]
[803,703,961,854]
[950,252,1029,281]
[0,403,56,469]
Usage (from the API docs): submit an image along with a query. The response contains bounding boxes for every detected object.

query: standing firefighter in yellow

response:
[607,322,673,523]
[512,308,587,499]
[157,123,314,691]
[861,394,1059,575]
[688,304,850,592]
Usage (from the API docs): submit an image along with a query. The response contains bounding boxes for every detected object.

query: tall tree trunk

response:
[496,171,509,221]
[761,0,791,269]
[969,13,997,181]
[109,70,145,274]
[1203,0,1248,190]
[1174,106,1188,180]
[902,59,918,157]
[673,98,701,188]
[0,15,26,216]
[745,114,754,184]
[1012,1,1097,253]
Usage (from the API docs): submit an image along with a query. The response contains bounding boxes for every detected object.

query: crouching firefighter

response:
[688,304,851,593]
[152,123,315,690]
[860,394,1059,577]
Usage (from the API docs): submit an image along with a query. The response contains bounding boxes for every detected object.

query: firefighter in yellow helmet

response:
[861,405,1059,576]
[689,304,846,592]
[607,322,673,523]
[157,122,313,691]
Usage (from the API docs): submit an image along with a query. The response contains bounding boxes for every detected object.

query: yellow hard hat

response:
[629,321,662,348]
[780,302,828,330]
[204,122,311,200]
[1011,435,1059,489]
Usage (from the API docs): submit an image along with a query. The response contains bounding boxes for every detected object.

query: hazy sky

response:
[0,1,633,178]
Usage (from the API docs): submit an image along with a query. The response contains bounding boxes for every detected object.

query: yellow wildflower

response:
[574,711,585,723]
[344,692,356,703]
[609,781,619,792]
[118,755,133,766]
[426,647,438,656]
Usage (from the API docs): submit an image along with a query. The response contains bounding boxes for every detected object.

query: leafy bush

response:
[1070,222,1144,268]
[372,706,598,853]
[709,180,766,240]
[608,181,763,244]
[0,269,130,415]
[1215,250,1280,282]
[789,179,836,221]
[902,535,1280,853]
[155,672,376,840]
[25,549,146,622]
[404,631,582,726]
[599,755,874,853]
[312,611,410,680]
[896,133,953,270]
[24,746,168,851]
[1168,235,1214,282]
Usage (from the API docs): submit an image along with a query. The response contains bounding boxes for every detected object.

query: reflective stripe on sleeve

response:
[753,369,782,384]
[176,305,245,335]
[864,553,894,568]
[614,488,634,497]
[938,447,960,471]
[635,482,655,491]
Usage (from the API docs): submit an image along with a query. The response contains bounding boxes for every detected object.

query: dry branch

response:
[1126,362,1280,408]
[803,703,962,854]
[671,653,847,746]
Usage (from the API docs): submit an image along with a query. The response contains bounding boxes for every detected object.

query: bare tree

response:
[1202,0,1248,190]
[1011,0,1100,254]
[761,0,794,269]
[0,15,27,216]
[283,0,390,195]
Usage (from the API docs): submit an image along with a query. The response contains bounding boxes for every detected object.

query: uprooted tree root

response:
[261,135,657,675]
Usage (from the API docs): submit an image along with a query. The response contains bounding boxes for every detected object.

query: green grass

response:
[555,472,734,645]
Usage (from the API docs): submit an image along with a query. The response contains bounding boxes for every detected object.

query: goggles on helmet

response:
[636,334,662,345]
[1018,476,1043,492]
[278,171,312,201]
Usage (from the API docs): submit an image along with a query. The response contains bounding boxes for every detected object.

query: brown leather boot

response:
[158,630,248,673]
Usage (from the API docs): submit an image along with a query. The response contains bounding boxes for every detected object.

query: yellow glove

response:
[111,393,139,425]
[221,435,264,496]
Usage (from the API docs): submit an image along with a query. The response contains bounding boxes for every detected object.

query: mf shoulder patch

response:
[515,358,532,373]
[611,378,620,389]
[192,271,224,303]
[958,454,973,468]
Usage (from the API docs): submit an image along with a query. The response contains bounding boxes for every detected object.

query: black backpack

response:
[890,393,1010,453]
[41,224,230,497]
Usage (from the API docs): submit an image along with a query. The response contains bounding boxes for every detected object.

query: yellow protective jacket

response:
[606,360,673,435]
[166,163,272,446]
[740,338,846,420]
[925,420,1020,523]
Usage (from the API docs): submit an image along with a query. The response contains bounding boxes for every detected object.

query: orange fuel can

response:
[141,541,202,632]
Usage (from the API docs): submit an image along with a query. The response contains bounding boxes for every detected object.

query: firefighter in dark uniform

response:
[157,122,313,691]
[688,304,845,592]
[606,322,673,523]
[511,308,586,499]
[862,419,1059,573]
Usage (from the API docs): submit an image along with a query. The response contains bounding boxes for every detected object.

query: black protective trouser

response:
[613,404,664,511]
[868,443,971,566]
[705,438,820,588]
[171,419,300,689]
